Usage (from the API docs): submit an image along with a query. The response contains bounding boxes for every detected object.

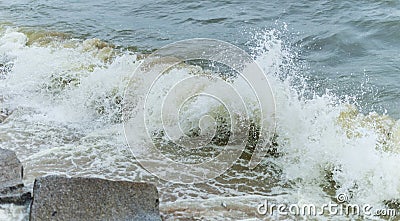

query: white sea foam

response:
[0,26,399,220]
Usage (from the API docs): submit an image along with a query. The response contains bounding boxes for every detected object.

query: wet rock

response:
[0,109,12,123]
[30,176,161,221]
[0,148,24,193]
[0,187,32,205]
[0,148,31,205]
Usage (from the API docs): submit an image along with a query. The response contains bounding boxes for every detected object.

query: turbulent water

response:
[0,1,400,220]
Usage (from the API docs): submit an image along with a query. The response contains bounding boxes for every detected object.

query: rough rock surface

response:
[30,176,161,221]
[0,148,31,205]
[0,187,32,205]
[0,148,24,192]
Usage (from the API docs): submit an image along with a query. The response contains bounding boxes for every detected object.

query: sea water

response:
[0,1,400,220]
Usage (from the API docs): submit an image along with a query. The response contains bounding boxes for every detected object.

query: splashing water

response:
[0,25,399,220]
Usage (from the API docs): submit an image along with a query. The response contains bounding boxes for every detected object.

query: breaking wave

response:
[0,25,399,220]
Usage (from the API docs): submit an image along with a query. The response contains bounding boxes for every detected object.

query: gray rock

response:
[0,148,30,205]
[0,148,24,193]
[30,176,161,221]
[0,108,12,123]
[0,187,32,205]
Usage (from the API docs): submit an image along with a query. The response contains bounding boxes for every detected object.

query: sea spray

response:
[0,26,399,220]
[253,29,400,216]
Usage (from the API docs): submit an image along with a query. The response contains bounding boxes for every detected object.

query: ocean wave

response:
[0,25,399,220]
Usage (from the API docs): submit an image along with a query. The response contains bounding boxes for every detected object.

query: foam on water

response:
[253,30,400,215]
[0,25,399,220]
